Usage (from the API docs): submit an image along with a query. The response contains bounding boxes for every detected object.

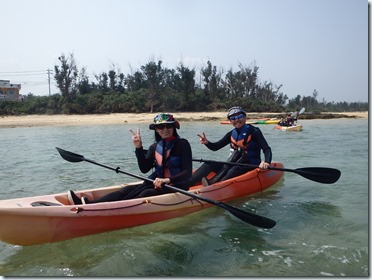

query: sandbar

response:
[0,111,367,128]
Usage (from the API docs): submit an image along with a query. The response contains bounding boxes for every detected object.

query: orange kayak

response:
[0,163,284,246]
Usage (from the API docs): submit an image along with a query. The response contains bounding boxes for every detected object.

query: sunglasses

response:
[155,123,174,130]
[229,114,244,121]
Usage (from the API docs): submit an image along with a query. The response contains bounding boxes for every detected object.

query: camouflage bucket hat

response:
[149,113,180,130]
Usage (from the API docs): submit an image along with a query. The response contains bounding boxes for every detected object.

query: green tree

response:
[78,67,92,95]
[54,53,79,101]
[141,60,165,113]
[239,63,258,98]
[125,71,145,92]
[201,60,222,107]
[108,70,117,91]
[201,60,213,103]
[223,63,259,100]
[174,63,196,110]
[95,72,109,93]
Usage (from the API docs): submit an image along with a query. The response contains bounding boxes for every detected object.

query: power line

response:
[0,69,56,95]
[21,81,57,86]
[0,73,48,76]
[0,70,46,74]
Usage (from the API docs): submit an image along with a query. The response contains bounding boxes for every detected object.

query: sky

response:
[1,0,368,103]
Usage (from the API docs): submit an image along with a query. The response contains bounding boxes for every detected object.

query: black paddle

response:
[192,158,341,184]
[55,147,276,229]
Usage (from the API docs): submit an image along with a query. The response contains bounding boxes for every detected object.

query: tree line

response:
[0,52,367,115]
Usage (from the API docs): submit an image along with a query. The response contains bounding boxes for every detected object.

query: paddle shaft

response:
[193,158,295,172]
[192,158,341,184]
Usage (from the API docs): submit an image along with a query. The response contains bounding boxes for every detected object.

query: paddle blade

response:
[218,202,276,229]
[295,167,341,184]
[56,147,85,163]
[165,184,276,229]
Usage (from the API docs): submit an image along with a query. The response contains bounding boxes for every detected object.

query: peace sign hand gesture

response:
[197,132,209,145]
[130,128,143,148]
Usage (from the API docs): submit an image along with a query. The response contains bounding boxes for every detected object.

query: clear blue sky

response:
[1,0,367,103]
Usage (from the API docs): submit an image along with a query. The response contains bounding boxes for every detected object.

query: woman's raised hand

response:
[130,128,143,148]
[197,132,208,145]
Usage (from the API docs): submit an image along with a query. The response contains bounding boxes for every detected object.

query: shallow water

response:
[0,118,368,277]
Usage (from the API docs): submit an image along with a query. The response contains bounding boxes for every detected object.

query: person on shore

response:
[68,113,193,205]
[188,106,272,186]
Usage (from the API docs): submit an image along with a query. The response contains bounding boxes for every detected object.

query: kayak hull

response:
[275,125,303,131]
[0,162,284,246]
[264,119,279,124]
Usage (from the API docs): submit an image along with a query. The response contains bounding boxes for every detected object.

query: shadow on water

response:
[296,201,342,217]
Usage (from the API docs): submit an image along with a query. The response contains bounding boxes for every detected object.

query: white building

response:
[0,80,23,101]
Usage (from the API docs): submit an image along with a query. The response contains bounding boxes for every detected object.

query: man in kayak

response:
[286,114,295,126]
[68,113,193,205]
[188,106,272,186]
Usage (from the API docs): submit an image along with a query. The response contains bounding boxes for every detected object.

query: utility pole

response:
[47,69,52,96]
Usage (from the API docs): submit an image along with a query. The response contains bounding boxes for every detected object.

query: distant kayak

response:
[275,124,303,131]
[263,119,279,124]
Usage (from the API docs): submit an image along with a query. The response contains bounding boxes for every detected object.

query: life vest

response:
[230,124,261,165]
[154,139,182,177]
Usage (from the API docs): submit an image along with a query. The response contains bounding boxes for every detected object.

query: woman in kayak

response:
[68,113,193,205]
[188,106,272,186]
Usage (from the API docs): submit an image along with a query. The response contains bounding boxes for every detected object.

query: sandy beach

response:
[0,111,367,128]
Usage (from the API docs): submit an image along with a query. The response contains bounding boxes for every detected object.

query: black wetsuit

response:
[189,125,272,185]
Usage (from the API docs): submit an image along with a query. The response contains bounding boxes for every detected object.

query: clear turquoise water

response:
[0,118,368,277]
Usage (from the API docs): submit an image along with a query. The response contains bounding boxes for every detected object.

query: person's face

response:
[155,123,174,139]
[229,113,246,129]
